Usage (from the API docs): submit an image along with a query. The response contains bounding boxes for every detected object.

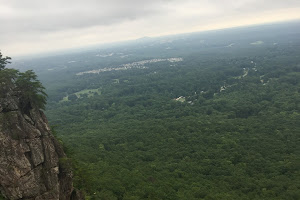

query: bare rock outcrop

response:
[0,91,83,200]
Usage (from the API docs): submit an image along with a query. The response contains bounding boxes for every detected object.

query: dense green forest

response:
[11,22,300,200]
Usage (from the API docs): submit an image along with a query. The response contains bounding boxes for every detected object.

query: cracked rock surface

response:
[0,91,83,200]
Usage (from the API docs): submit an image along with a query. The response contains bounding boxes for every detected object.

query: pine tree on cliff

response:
[16,70,47,110]
[0,51,47,110]
[0,51,11,70]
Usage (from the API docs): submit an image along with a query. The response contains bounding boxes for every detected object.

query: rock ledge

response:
[0,91,83,200]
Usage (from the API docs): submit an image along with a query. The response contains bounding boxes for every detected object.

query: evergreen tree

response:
[0,51,47,110]
[0,51,11,70]
[16,70,48,110]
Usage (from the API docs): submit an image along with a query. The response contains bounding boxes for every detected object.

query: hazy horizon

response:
[1,0,300,57]
[5,20,296,60]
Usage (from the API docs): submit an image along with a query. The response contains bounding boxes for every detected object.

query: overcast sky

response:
[1,0,300,57]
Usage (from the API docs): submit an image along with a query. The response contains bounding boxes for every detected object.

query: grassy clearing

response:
[113,79,120,84]
[75,89,101,98]
[61,96,69,102]
[60,88,101,102]
[250,41,264,45]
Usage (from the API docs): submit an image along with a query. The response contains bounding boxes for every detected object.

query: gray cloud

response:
[1,0,299,33]
[0,0,299,56]
[208,0,300,11]
[0,0,176,32]
[1,0,299,31]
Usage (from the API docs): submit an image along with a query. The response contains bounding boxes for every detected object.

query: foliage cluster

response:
[0,51,11,70]
[0,52,47,110]
[10,22,300,199]
[0,194,5,200]
[45,43,299,199]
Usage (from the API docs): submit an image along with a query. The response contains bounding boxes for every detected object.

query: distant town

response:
[76,57,183,75]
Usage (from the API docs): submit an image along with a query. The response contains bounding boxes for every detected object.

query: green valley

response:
[10,21,300,200]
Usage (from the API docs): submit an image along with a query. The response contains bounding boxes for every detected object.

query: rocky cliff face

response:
[0,89,83,200]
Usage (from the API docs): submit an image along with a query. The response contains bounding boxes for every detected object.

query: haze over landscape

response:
[1,0,300,56]
[0,1,300,200]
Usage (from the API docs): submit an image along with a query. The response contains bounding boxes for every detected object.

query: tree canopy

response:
[43,42,300,199]
[0,51,11,70]
[0,51,47,110]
